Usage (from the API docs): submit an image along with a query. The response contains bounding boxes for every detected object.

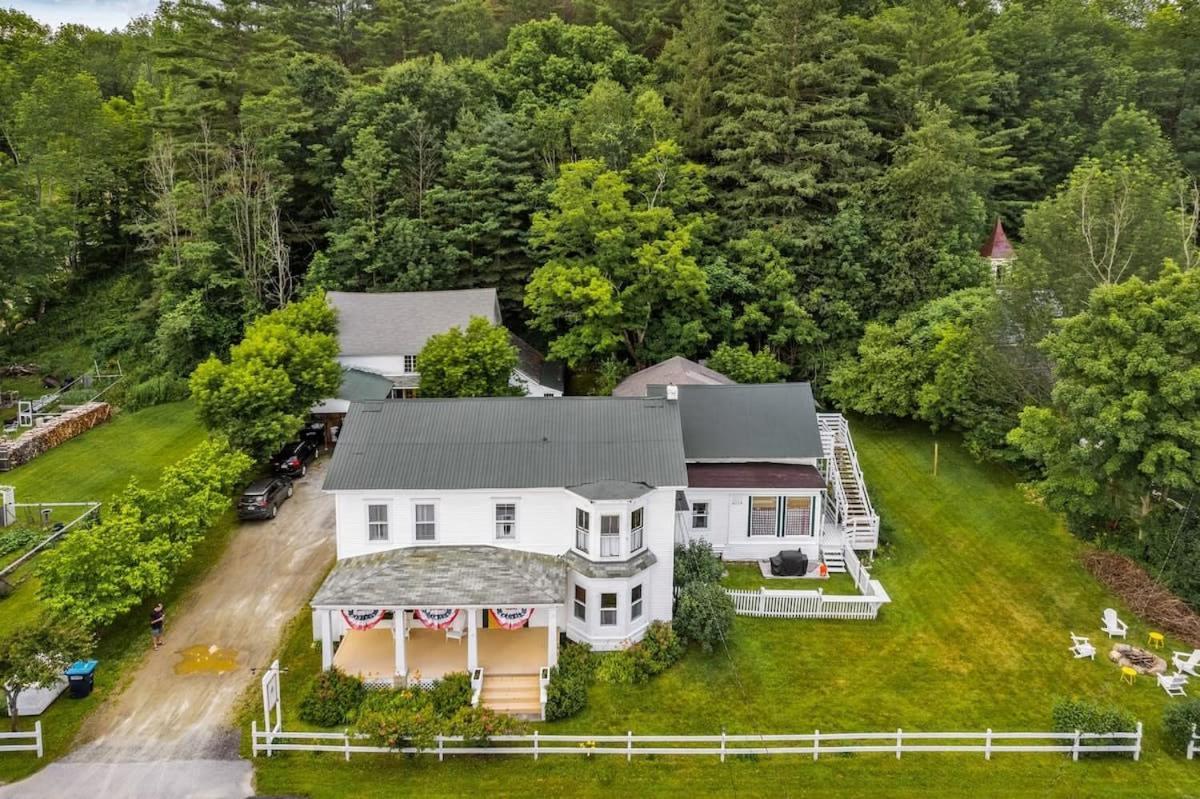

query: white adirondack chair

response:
[1100,608,1128,639]
[1172,649,1200,676]
[1158,671,1189,697]
[445,613,467,644]
[1069,633,1096,660]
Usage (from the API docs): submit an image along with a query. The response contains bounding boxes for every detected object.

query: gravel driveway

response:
[1,461,336,799]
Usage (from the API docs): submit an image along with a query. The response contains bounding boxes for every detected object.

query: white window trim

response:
[573,584,587,622]
[493,498,519,541]
[599,513,621,559]
[403,354,418,374]
[575,508,591,554]
[412,499,439,543]
[630,583,644,622]
[630,506,645,553]
[691,500,710,530]
[364,499,392,544]
[599,591,618,626]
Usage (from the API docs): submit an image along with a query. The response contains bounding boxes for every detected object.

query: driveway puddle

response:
[174,644,240,675]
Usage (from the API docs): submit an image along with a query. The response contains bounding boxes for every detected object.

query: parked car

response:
[237,476,293,520]
[270,438,318,478]
[300,420,326,448]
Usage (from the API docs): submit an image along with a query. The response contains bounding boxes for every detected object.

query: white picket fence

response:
[725,581,891,620]
[0,722,43,758]
[1188,723,1198,760]
[251,722,1142,762]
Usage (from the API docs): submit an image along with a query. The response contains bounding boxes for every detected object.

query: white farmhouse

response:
[311,382,878,715]
[313,289,564,421]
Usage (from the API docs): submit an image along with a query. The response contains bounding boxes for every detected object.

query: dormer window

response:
[403,355,417,373]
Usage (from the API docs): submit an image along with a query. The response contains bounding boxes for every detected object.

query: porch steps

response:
[480,674,542,718]
[821,546,847,573]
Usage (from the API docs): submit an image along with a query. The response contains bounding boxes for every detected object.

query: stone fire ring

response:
[1108,643,1167,675]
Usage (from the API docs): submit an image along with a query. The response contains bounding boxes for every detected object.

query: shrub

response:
[634,621,683,677]
[1162,700,1200,754]
[545,641,595,721]
[298,668,366,727]
[674,581,735,653]
[355,693,441,750]
[674,539,723,589]
[1052,698,1137,756]
[445,705,528,745]
[596,649,638,684]
[0,528,43,558]
[429,672,472,717]
[123,374,190,411]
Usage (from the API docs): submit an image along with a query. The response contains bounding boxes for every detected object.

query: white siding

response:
[683,488,823,561]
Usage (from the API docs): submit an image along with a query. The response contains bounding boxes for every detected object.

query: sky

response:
[8,1,159,30]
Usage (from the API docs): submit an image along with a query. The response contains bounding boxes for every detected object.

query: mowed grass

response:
[0,401,223,784]
[249,417,1200,798]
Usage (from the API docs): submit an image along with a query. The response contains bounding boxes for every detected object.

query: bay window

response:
[575,508,590,552]
[630,507,644,552]
[600,514,620,557]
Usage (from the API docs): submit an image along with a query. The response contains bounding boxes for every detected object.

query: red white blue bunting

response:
[489,608,534,630]
[414,608,460,630]
[340,608,385,631]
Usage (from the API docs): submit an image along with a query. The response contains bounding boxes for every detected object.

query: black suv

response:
[237,476,293,520]
[270,439,318,478]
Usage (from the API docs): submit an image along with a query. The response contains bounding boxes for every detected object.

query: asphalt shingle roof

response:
[328,289,501,356]
[312,546,567,607]
[323,397,689,491]
[612,356,733,397]
[650,383,825,461]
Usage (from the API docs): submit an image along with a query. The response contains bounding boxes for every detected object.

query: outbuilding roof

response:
[980,218,1015,259]
[323,397,689,491]
[613,356,733,397]
[338,367,394,402]
[651,383,825,461]
[327,289,501,356]
[312,546,568,607]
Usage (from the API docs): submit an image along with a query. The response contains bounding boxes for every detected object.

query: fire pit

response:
[1108,644,1167,675]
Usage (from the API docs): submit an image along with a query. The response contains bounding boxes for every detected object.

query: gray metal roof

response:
[323,397,688,491]
[339,368,395,402]
[312,546,567,607]
[650,383,824,461]
[566,480,653,500]
[328,289,501,356]
[613,356,733,397]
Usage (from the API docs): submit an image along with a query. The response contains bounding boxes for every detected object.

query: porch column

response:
[393,609,407,682]
[546,607,559,668]
[467,608,479,674]
[320,609,333,671]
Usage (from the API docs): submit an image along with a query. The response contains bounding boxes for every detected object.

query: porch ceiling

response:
[312,545,568,608]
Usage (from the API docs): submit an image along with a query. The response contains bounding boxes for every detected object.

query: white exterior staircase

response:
[817,414,880,552]
[820,545,846,573]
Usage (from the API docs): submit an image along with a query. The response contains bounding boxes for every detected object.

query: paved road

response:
[0,462,336,799]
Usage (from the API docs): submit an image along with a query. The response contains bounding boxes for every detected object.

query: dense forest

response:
[1,1,1199,596]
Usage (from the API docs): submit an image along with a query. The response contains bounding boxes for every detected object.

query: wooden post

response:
[533,730,539,761]
[1072,730,1080,761]
[933,441,939,477]
[344,729,351,762]
[1134,721,1142,761]
[985,728,992,760]
[720,730,726,762]
[627,730,633,762]
[438,733,444,762]
[896,728,902,759]
[394,609,407,682]
[35,720,42,758]
[813,729,820,761]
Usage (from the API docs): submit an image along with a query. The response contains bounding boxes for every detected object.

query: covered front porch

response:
[311,545,568,690]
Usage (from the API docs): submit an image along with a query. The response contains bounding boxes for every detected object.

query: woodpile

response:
[1082,549,1200,648]
[0,402,112,471]
[0,364,39,377]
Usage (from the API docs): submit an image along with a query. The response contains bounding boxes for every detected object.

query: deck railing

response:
[725,584,890,620]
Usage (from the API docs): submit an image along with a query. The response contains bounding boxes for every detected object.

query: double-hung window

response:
[573,586,587,621]
[783,497,813,537]
[575,509,590,552]
[749,496,779,537]
[692,502,709,530]
[414,503,437,541]
[748,496,814,537]
[367,504,389,542]
[630,584,643,621]
[495,502,517,540]
[600,593,618,626]
[630,508,644,552]
[600,514,620,557]
[403,355,417,373]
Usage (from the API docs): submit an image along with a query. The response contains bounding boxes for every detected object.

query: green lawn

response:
[722,562,860,595]
[248,417,1200,798]
[0,400,221,784]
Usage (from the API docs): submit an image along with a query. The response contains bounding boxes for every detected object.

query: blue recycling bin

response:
[65,659,98,699]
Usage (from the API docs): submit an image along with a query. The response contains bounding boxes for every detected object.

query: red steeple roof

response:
[980,218,1014,259]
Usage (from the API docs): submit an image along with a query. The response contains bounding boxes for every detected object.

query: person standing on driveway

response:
[150,603,166,650]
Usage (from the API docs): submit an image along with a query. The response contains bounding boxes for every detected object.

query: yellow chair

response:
[1148,631,1165,649]
[1121,666,1137,686]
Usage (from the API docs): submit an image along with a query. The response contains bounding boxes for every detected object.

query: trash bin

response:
[65,660,98,699]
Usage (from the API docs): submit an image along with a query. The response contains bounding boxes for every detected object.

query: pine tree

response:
[709,0,879,243]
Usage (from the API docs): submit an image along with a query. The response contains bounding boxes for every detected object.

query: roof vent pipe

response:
[666,384,678,401]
